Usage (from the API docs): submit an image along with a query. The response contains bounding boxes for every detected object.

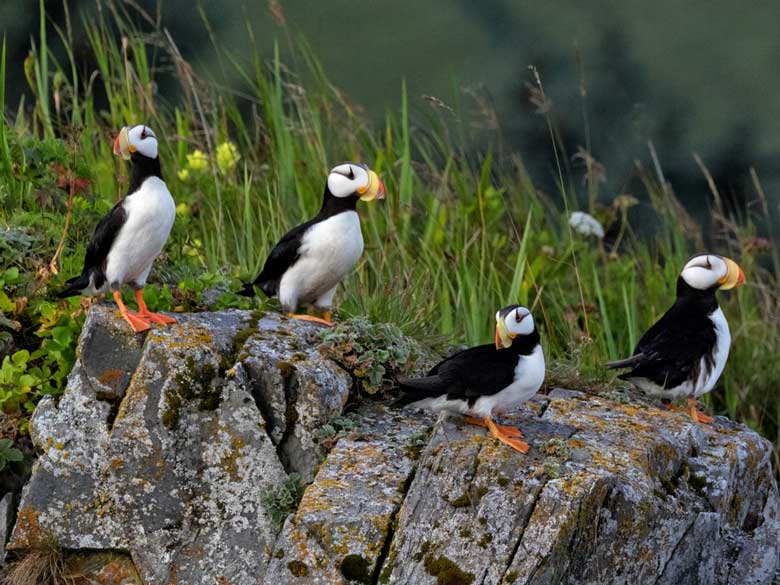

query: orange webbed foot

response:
[464,415,523,438]
[485,417,529,454]
[287,312,334,327]
[113,291,151,333]
[140,311,177,326]
[687,398,714,424]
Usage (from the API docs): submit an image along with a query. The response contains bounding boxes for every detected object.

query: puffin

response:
[607,253,746,423]
[239,162,385,326]
[395,305,545,453]
[58,125,177,333]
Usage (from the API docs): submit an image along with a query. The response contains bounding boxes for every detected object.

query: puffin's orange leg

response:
[464,415,523,438]
[662,402,687,414]
[135,289,177,326]
[287,312,334,327]
[687,397,714,424]
[113,290,151,333]
[485,417,529,454]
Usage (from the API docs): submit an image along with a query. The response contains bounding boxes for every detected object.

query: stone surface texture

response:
[3,306,778,585]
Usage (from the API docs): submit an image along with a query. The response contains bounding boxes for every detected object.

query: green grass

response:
[1,1,779,471]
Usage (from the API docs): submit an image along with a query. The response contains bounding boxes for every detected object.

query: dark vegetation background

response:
[4,0,780,223]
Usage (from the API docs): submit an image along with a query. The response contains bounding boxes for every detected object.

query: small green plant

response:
[260,473,307,528]
[319,317,425,394]
[315,414,359,448]
[0,437,23,471]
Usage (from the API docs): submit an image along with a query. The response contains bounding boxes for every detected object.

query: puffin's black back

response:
[240,183,359,297]
[616,277,719,388]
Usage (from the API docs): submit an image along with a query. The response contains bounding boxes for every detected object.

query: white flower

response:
[569,211,605,238]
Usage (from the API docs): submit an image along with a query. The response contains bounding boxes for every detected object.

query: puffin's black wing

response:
[58,201,126,298]
[239,219,317,297]
[608,302,717,389]
[396,344,518,405]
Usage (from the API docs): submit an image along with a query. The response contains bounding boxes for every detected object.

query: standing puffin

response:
[239,162,385,326]
[607,253,746,423]
[396,305,545,453]
[58,125,177,333]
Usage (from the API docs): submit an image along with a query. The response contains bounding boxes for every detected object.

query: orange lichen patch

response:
[97,369,123,389]
[567,438,586,449]
[6,507,45,549]
[94,557,142,585]
[112,385,150,430]
[110,457,124,469]
[221,436,245,481]
[153,325,214,352]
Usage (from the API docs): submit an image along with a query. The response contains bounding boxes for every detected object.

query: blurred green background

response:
[3,0,780,217]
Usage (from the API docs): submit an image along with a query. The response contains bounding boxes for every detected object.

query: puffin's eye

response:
[515,311,522,322]
[347,166,355,180]
[706,257,712,269]
[140,127,148,140]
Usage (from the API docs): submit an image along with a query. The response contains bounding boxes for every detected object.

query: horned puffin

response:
[239,162,385,326]
[607,253,746,423]
[58,125,177,333]
[396,305,545,453]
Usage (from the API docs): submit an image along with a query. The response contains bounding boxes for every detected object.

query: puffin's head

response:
[113,125,158,161]
[495,305,535,350]
[326,162,385,202]
[680,253,746,291]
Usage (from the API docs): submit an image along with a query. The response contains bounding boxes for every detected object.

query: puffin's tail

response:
[393,375,448,407]
[606,353,645,370]
[57,274,90,298]
[238,281,256,297]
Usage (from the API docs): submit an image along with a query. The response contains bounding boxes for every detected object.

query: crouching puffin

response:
[58,125,177,333]
[607,253,746,423]
[395,305,545,453]
[239,162,385,326]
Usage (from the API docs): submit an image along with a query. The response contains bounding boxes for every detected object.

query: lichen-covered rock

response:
[5,306,779,585]
[265,405,433,584]
[239,314,352,481]
[7,305,289,584]
[381,388,780,585]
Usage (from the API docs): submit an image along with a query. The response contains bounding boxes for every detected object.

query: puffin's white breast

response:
[279,211,363,307]
[104,177,175,287]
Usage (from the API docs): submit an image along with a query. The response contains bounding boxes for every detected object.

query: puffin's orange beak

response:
[358,170,385,201]
[718,257,746,290]
[113,127,133,160]
[495,326,502,350]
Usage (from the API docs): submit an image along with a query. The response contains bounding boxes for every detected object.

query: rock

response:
[239,314,352,481]
[6,306,779,585]
[0,492,13,566]
[265,405,434,584]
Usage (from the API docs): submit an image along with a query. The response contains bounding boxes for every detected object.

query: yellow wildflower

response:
[186,149,209,172]
[216,141,240,174]
[177,168,190,182]
[175,202,189,216]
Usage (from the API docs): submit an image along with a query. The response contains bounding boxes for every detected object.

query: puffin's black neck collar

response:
[128,153,163,194]
[506,329,541,356]
[675,277,719,313]
[318,185,358,217]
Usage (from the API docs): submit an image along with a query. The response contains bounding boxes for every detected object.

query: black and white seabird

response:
[607,253,746,423]
[58,125,177,333]
[395,305,545,453]
[239,162,385,326]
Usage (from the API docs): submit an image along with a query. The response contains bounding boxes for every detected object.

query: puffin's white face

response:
[113,125,158,160]
[680,254,745,291]
[327,162,385,201]
[495,305,535,349]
